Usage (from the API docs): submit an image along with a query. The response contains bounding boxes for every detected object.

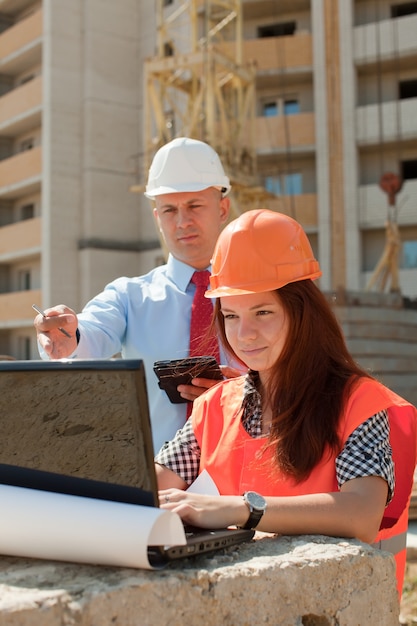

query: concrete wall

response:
[0,534,399,625]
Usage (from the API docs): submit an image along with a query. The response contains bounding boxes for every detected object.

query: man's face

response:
[153,187,230,270]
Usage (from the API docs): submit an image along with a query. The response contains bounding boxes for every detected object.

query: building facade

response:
[0,0,416,359]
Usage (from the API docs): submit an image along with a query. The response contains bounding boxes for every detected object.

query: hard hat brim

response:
[205,270,322,298]
[205,286,263,298]
[145,183,231,199]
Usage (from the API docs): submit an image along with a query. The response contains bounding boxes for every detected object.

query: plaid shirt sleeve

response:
[154,418,201,486]
[335,410,394,503]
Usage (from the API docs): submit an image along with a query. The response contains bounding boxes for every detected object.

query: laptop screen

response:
[0,359,158,505]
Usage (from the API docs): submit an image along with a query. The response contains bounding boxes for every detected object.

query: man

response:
[34,137,233,450]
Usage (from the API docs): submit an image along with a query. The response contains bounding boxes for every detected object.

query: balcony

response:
[242,0,311,20]
[262,193,317,228]
[0,75,42,136]
[0,217,41,261]
[280,194,317,228]
[243,33,312,73]
[0,289,41,325]
[0,146,42,199]
[362,267,417,300]
[354,13,417,67]
[0,8,42,74]
[218,32,312,84]
[254,112,315,154]
[356,98,417,146]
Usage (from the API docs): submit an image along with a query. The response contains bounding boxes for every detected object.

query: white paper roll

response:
[0,484,186,569]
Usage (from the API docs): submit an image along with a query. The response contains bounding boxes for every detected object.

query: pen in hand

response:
[32,304,72,339]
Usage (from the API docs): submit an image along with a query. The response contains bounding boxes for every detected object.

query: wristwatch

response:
[241,491,267,530]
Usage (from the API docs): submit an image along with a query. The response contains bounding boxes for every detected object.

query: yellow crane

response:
[131,0,269,216]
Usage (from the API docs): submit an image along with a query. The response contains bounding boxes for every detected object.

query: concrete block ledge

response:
[0,534,399,626]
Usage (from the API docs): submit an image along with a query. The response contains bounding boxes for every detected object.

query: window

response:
[285,173,302,195]
[283,100,300,115]
[17,74,35,86]
[261,98,299,117]
[19,138,34,152]
[391,2,417,18]
[0,76,13,97]
[164,41,174,56]
[20,204,35,220]
[18,270,31,291]
[399,79,417,99]
[401,159,417,180]
[0,15,13,35]
[402,241,417,269]
[265,176,282,196]
[258,22,296,38]
[0,203,13,226]
[263,102,278,117]
[264,173,302,196]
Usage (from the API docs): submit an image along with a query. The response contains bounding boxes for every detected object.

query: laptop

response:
[0,358,253,566]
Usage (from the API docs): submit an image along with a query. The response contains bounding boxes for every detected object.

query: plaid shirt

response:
[155,371,395,501]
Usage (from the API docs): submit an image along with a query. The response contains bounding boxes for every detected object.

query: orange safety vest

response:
[192,376,417,596]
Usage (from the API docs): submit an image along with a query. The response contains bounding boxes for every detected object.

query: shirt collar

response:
[242,370,263,437]
[166,254,211,292]
[243,370,260,400]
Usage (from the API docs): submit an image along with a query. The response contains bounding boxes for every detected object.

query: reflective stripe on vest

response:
[372,531,407,555]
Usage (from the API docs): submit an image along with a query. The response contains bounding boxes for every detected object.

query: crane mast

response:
[142,0,260,207]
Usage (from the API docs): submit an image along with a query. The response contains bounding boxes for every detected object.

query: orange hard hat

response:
[206,209,322,297]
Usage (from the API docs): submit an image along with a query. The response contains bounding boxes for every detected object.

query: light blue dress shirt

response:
[46,255,231,452]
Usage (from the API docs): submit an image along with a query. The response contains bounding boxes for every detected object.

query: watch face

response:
[246,491,266,510]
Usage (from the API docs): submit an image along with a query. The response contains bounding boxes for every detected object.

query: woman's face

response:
[220,291,289,380]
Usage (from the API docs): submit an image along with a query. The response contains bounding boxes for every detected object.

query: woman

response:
[155,209,416,595]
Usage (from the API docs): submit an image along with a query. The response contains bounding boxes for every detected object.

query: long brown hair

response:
[214,279,371,482]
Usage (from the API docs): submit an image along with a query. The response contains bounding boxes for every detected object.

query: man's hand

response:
[33,305,79,359]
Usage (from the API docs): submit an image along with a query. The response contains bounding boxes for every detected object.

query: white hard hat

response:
[145,137,231,199]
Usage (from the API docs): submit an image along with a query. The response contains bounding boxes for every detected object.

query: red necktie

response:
[189,270,220,362]
[187,270,220,417]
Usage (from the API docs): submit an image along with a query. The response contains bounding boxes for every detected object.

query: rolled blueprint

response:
[0,484,186,569]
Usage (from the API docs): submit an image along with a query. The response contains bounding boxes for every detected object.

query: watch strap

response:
[241,508,264,530]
